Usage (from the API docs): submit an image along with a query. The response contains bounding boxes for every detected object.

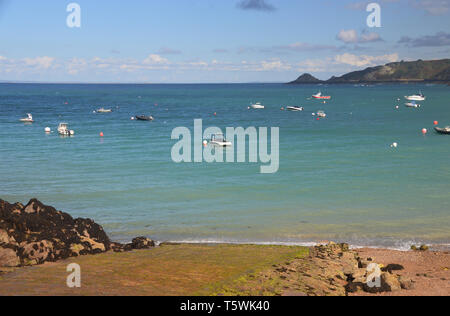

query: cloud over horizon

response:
[398,32,450,47]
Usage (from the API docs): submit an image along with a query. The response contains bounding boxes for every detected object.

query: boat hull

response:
[435,127,450,135]
[135,116,154,121]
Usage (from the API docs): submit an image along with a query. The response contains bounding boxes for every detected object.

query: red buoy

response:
[100,132,104,137]
[422,128,427,135]
[434,121,438,125]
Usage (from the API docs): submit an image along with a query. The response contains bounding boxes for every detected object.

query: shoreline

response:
[113,238,450,253]
[1,242,448,296]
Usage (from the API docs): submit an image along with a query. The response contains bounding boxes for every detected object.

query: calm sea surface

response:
[1,83,449,249]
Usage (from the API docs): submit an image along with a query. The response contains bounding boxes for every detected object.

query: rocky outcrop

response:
[0,199,155,268]
[263,242,415,296]
[288,73,322,84]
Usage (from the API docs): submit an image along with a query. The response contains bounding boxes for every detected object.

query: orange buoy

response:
[100,132,104,137]
[434,121,438,125]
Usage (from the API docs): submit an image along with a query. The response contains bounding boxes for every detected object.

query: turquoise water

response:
[1,83,449,249]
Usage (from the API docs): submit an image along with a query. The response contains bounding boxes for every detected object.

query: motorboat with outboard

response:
[20,113,34,123]
[317,110,327,118]
[135,115,154,121]
[209,133,232,147]
[405,101,421,108]
[96,108,112,113]
[250,102,265,109]
[286,106,304,112]
[312,92,331,100]
[58,123,75,136]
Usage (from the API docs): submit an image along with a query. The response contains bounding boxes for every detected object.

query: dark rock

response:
[419,245,429,251]
[382,264,405,273]
[130,237,155,249]
[0,198,155,267]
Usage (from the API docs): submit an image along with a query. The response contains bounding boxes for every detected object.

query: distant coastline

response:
[288,59,450,85]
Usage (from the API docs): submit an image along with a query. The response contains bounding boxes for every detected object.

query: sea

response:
[0,83,449,250]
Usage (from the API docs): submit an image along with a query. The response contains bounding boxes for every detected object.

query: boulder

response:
[399,276,415,290]
[380,272,402,292]
[0,247,20,267]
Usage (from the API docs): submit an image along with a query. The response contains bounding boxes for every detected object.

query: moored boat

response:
[312,92,331,100]
[96,108,112,113]
[286,106,304,112]
[209,133,232,147]
[405,92,426,101]
[135,115,154,121]
[20,113,34,123]
[58,123,75,136]
[250,102,265,109]
[405,101,421,108]
[435,126,450,135]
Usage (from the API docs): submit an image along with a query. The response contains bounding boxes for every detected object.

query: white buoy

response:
[203,140,208,146]
[45,127,51,133]
[312,113,316,116]
[390,142,398,148]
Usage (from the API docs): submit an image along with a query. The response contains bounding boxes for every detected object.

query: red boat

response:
[312,92,331,100]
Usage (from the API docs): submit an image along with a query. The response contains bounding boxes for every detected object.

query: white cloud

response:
[337,29,382,44]
[23,56,55,69]
[334,53,399,67]
[337,30,359,43]
[143,54,169,65]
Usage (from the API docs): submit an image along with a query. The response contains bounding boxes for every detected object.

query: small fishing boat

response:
[209,134,232,147]
[405,101,421,108]
[317,110,327,118]
[435,126,450,135]
[286,106,304,112]
[20,113,34,123]
[312,92,331,100]
[250,102,265,109]
[96,108,112,113]
[135,115,154,121]
[58,123,75,136]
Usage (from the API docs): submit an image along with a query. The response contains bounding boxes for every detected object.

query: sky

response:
[0,0,449,83]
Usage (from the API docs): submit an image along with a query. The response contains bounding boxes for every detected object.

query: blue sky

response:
[0,0,449,83]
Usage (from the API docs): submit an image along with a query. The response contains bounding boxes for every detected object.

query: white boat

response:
[317,110,327,118]
[405,102,421,108]
[209,134,232,147]
[405,92,426,101]
[286,106,303,112]
[20,113,34,123]
[96,107,112,113]
[250,102,265,109]
[58,123,75,136]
